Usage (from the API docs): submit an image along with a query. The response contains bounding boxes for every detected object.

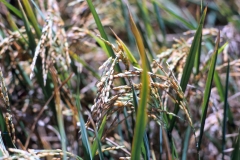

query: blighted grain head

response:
[90,35,194,134]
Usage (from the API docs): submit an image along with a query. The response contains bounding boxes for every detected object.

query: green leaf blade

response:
[154,0,196,30]
[22,0,41,38]
[91,116,107,158]
[168,7,207,133]
[86,0,126,85]
[222,60,230,159]
[0,0,22,18]
[198,31,220,151]
[18,0,36,52]
[76,74,93,160]
[129,9,150,160]
[231,129,240,159]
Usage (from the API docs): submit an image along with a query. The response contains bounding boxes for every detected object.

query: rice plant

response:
[0,0,239,159]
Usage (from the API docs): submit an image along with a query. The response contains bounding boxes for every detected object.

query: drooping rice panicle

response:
[0,28,26,55]
[5,113,16,144]
[30,15,52,80]
[0,67,10,107]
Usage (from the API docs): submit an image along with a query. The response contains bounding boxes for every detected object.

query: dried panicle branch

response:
[5,113,16,144]
[0,28,26,55]
[0,67,10,107]
[36,149,76,159]
[184,28,219,43]
[0,67,15,144]
[96,145,126,155]
[6,148,78,159]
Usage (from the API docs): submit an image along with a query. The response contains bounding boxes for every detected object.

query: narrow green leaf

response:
[159,127,163,158]
[136,0,153,38]
[111,29,140,69]
[129,9,150,160]
[76,74,93,160]
[17,64,33,88]
[86,0,126,85]
[152,0,166,44]
[169,7,207,133]
[0,131,8,157]
[22,0,41,38]
[85,0,113,58]
[214,72,224,101]
[95,132,104,160]
[4,8,18,31]
[91,116,106,157]
[198,31,220,151]
[51,70,67,160]
[181,7,207,92]
[2,2,27,50]
[231,128,240,159]
[119,0,135,50]
[218,42,228,55]
[30,0,45,19]
[171,141,179,159]
[181,126,191,160]
[18,0,36,52]
[2,3,27,48]
[194,9,202,75]
[222,59,230,159]
[137,22,156,62]
[153,0,195,30]
[141,143,147,160]
[143,133,150,160]
[79,113,92,160]
[0,0,22,18]
[183,8,198,28]
[200,0,203,12]
[213,42,228,101]
[194,34,202,75]
[87,32,108,54]
[131,81,150,160]
[214,71,234,125]
[120,40,141,68]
